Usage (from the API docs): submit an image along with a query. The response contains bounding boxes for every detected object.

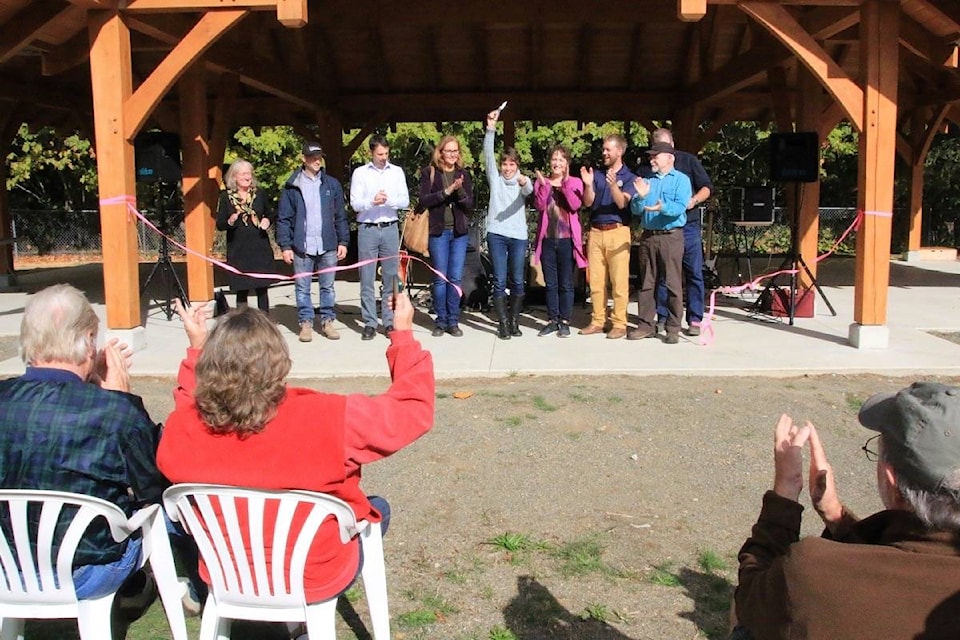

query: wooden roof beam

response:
[899,14,956,66]
[678,0,706,22]
[471,25,487,93]
[740,1,863,131]
[127,14,319,111]
[41,30,90,75]
[123,0,307,27]
[0,1,77,64]
[528,22,542,91]
[124,10,248,140]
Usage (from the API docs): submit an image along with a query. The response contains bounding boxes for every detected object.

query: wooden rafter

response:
[124,10,248,140]
[126,13,317,111]
[627,24,644,90]
[678,0,707,22]
[528,22,542,91]
[41,30,90,75]
[471,25,487,93]
[740,1,864,131]
[0,1,76,64]
[900,13,955,65]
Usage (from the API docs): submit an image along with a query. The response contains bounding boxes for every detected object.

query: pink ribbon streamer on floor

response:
[99,195,462,297]
[697,210,864,347]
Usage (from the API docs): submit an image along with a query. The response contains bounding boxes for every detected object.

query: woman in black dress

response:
[217,160,276,311]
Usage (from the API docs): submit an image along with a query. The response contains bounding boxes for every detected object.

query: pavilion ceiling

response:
[0,0,958,138]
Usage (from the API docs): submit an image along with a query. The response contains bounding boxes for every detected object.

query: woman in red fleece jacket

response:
[157,293,434,603]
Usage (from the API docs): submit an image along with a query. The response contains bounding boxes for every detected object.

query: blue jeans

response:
[657,222,705,325]
[427,230,468,328]
[487,232,527,299]
[293,250,338,325]
[540,237,575,322]
[358,224,400,328]
[72,538,143,600]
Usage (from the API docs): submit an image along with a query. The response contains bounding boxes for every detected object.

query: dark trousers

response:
[656,221,705,325]
[540,237,575,322]
[637,229,684,333]
[236,287,269,312]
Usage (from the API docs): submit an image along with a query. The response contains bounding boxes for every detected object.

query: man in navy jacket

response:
[277,141,350,342]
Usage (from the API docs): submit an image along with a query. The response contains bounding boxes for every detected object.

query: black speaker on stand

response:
[751,132,836,324]
[135,131,187,320]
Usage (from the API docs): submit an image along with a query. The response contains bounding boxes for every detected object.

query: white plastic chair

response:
[162,484,390,640]
[0,489,187,640]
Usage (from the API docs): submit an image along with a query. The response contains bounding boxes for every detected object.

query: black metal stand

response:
[140,182,188,320]
[751,183,837,325]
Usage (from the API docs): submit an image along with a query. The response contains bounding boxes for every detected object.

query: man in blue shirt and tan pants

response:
[628,141,692,343]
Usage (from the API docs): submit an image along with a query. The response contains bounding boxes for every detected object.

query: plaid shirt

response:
[0,367,166,566]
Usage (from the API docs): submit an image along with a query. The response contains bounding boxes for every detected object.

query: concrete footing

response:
[848,323,890,349]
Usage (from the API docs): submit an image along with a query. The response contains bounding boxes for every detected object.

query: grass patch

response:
[488,625,519,640]
[697,549,727,573]
[487,532,537,552]
[608,395,623,404]
[436,392,450,399]
[581,602,611,622]
[503,415,523,427]
[568,392,591,403]
[648,563,681,587]
[532,395,557,412]
[397,591,458,629]
[343,583,363,603]
[844,392,863,413]
[552,537,611,577]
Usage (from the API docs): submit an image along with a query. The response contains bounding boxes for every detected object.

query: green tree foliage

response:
[6,124,98,211]
[919,133,960,248]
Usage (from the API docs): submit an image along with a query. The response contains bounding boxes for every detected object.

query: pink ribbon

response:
[697,210,864,346]
[99,196,462,296]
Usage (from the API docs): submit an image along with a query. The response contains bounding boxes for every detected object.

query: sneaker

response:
[431,326,445,337]
[687,325,701,337]
[627,327,655,340]
[383,325,394,336]
[179,578,203,617]
[298,322,313,342]
[319,320,340,340]
[557,323,571,338]
[606,327,627,340]
[361,326,376,341]
[664,333,680,344]
[579,324,604,336]
[446,325,464,337]
[538,322,559,337]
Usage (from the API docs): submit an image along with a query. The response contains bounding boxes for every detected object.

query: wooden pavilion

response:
[1,0,959,348]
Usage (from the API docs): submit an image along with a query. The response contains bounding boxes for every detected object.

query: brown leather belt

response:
[592,222,621,231]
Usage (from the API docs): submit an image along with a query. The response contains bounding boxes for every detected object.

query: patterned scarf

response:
[227,187,259,227]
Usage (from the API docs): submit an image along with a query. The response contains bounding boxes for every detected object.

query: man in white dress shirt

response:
[349,135,410,340]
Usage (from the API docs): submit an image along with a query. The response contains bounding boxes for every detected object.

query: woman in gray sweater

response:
[484,109,533,339]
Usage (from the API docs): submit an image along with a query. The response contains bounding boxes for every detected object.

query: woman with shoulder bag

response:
[418,135,474,337]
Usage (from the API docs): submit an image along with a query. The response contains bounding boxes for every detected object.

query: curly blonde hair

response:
[194,308,291,437]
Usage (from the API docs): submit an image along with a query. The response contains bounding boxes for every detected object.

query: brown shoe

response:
[606,327,627,339]
[664,332,680,344]
[298,322,313,342]
[579,324,605,336]
[627,328,655,340]
[319,320,340,340]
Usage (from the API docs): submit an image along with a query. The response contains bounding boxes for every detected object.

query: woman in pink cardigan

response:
[532,145,587,337]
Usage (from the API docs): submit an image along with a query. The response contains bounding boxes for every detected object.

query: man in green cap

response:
[732,382,960,640]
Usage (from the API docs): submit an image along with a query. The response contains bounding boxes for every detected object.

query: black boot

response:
[508,294,524,337]
[493,296,511,340]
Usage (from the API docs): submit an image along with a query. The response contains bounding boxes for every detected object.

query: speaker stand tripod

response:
[750,184,837,325]
[140,183,188,320]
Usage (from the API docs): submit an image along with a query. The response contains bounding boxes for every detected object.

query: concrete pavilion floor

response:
[1,255,960,379]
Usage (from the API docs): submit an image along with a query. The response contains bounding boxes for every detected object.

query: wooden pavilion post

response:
[88,10,142,334]
[317,110,346,181]
[796,68,823,291]
[0,106,18,289]
[904,105,950,260]
[179,64,216,303]
[849,0,899,349]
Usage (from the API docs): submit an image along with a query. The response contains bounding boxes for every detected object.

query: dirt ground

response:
[5,324,960,638]
[120,368,957,640]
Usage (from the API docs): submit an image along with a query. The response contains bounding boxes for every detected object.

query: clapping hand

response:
[91,338,133,392]
[580,166,594,183]
[174,298,210,350]
[772,414,813,502]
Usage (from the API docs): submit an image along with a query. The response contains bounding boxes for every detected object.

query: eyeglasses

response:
[441,148,460,155]
[862,434,880,462]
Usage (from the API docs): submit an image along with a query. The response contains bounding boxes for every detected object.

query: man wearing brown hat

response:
[277,141,349,342]
[627,141,691,343]
[733,382,960,640]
